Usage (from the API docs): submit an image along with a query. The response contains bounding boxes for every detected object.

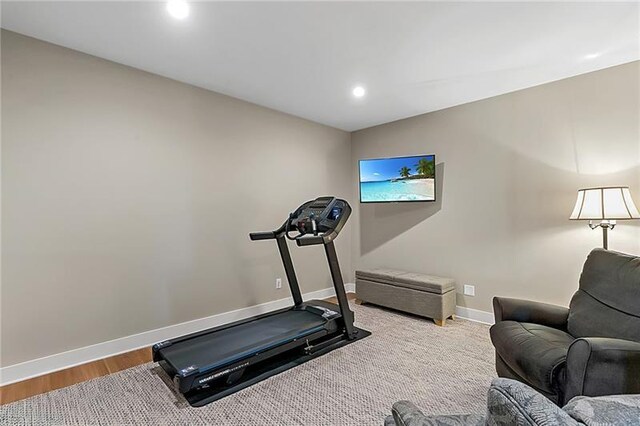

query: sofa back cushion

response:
[568,249,640,341]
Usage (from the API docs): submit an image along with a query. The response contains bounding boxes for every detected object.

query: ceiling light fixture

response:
[352,86,366,98]
[584,53,601,60]
[167,0,189,20]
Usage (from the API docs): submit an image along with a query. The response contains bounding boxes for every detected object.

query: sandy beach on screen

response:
[400,178,435,199]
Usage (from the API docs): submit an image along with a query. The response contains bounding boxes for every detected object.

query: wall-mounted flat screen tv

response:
[359,154,436,203]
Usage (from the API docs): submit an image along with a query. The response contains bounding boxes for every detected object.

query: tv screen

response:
[359,154,436,203]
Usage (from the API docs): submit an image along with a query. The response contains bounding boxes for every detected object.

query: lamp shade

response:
[570,186,640,220]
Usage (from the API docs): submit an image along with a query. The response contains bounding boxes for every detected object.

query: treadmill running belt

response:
[158,310,326,373]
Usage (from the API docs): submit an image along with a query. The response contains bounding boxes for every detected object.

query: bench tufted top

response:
[355,268,456,295]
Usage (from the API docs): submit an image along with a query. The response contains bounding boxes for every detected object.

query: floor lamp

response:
[570,186,640,249]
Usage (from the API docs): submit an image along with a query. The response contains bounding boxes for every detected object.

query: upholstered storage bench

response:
[355,269,456,326]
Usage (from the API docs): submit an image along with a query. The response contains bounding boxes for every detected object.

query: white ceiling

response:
[2,1,639,131]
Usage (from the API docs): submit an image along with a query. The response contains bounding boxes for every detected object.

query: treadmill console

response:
[288,196,351,241]
[249,196,351,246]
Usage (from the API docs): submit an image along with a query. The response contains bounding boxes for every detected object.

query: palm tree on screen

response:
[398,166,411,178]
[415,158,435,178]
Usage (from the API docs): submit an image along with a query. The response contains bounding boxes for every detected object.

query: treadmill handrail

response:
[294,230,340,247]
[295,234,325,246]
[249,231,276,241]
[249,222,287,241]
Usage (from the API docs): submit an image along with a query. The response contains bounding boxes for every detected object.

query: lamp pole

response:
[589,220,615,250]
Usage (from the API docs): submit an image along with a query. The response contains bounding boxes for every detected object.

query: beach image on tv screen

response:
[359,155,435,202]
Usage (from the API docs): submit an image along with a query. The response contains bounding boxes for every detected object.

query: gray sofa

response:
[384,378,640,426]
[490,249,640,405]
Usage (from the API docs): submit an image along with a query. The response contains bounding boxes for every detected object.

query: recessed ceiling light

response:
[167,0,189,20]
[352,86,366,98]
[584,53,601,60]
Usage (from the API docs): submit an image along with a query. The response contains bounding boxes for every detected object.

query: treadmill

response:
[152,196,370,407]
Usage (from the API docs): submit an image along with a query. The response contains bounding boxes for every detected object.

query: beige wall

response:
[351,61,640,313]
[1,31,352,366]
[3,29,639,368]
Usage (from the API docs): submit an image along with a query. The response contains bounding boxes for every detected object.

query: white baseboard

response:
[455,306,494,325]
[0,284,356,386]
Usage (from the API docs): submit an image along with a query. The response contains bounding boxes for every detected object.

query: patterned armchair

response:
[384,378,640,426]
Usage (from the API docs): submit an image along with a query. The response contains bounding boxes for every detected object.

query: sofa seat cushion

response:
[355,269,455,294]
[490,321,574,394]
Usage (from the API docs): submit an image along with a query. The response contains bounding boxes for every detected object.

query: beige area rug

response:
[1,303,496,425]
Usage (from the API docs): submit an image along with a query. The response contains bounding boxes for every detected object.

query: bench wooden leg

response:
[450,314,456,320]
[434,319,446,326]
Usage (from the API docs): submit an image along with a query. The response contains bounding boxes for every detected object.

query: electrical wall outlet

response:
[463,285,475,296]
[276,278,282,289]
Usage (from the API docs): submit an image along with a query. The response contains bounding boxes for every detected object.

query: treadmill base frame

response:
[175,326,371,407]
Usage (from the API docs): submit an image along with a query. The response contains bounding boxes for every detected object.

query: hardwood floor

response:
[324,292,357,305]
[0,348,152,405]
[0,293,357,405]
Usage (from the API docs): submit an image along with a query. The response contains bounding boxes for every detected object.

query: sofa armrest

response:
[391,400,427,426]
[492,297,569,329]
[564,337,640,404]
[390,401,484,426]
[487,378,578,425]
